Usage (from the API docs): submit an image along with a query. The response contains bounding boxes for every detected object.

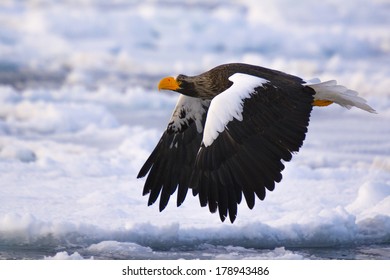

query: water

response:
[1,239,389,260]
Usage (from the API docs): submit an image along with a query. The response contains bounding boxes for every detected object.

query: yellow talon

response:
[313,100,333,107]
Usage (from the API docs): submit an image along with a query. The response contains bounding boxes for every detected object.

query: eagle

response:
[137,63,375,223]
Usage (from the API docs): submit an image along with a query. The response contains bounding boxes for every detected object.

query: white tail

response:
[305,79,376,113]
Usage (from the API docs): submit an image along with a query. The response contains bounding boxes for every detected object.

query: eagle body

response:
[137,63,375,223]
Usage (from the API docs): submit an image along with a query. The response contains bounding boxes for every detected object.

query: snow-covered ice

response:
[0,0,389,259]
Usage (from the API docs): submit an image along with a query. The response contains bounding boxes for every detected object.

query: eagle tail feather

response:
[306,79,376,113]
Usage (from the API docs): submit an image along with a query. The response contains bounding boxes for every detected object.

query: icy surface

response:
[0,0,389,259]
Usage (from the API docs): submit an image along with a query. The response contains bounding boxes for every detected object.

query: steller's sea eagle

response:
[137,63,376,223]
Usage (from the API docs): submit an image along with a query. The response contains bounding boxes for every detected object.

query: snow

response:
[44,251,86,260]
[0,0,389,259]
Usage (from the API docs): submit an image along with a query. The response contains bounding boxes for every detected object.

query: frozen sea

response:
[0,0,389,260]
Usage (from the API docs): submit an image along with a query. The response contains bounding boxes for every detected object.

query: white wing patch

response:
[202,73,269,147]
[168,95,210,133]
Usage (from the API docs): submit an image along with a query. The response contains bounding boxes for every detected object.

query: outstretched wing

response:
[190,73,314,222]
[137,95,210,211]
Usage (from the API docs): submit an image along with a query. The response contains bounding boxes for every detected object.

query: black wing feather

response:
[137,97,210,211]
[138,76,313,223]
[194,83,314,222]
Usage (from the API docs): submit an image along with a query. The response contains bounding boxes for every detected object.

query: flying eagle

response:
[137,63,375,223]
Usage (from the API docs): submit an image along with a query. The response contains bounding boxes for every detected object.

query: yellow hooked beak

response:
[158,76,181,91]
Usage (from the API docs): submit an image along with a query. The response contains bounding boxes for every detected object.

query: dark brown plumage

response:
[137,63,375,223]
[173,63,305,99]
